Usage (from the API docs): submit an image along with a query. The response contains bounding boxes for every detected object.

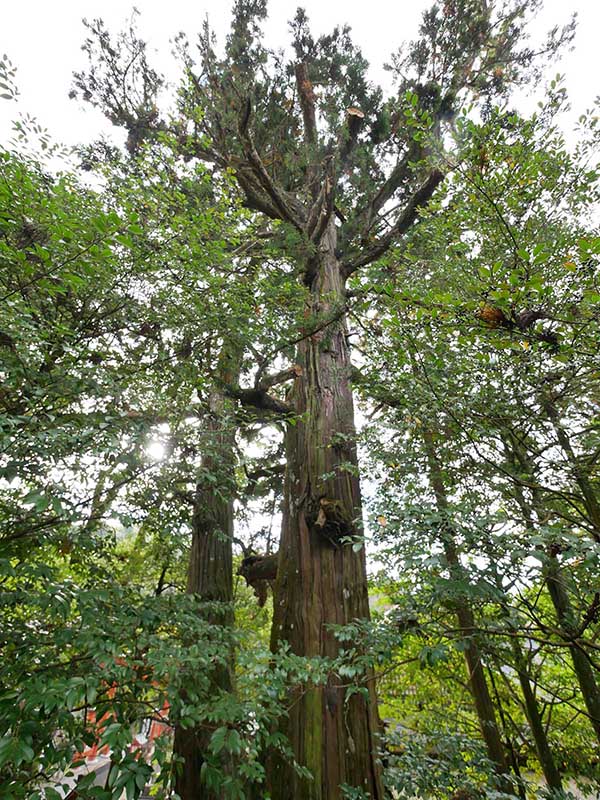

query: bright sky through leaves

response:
[0,0,597,148]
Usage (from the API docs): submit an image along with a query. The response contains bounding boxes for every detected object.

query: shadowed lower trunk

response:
[173,390,235,800]
[267,224,383,800]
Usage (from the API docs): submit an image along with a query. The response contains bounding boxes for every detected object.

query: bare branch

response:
[256,365,302,391]
[344,169,445,275]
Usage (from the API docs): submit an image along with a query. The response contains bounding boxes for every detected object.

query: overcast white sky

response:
[0,0,597,149]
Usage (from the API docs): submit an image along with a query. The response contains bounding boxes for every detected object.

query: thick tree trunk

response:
[173,390,235,800]
[421,430,512,792]
[267,224,383,800]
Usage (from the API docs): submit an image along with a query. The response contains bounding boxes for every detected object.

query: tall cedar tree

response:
[72,1,573,797]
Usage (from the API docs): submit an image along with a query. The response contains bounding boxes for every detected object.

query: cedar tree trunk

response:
[268,222,383,800]
[173,389,235,800]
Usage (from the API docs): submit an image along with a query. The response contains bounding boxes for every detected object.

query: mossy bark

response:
[267,223,383,800]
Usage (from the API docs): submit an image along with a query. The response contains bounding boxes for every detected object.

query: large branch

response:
[354,146,420,238]
[177,74,287,222]
[295,62,319,199]
[179,124,283,221]
[295,62,318,147]
[238,552,279,607]
[234,165,287,220]
[239,99,306,231]
[244,463,286,497]
[238,553,279,583]
[177,132,225,167]
[224,383,293,417]
[343,169,445,275]
[255,364,302,391]
[305,157,335,243]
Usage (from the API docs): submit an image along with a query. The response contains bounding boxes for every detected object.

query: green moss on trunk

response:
[267,222,383,800]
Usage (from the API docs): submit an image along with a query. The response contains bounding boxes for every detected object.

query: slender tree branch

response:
[344,169,445,274]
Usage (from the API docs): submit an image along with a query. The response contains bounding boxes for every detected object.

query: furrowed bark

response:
[267,221,383,800]
[173,388,236,800]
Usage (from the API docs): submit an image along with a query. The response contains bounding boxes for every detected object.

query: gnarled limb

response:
[351,145,420,240]
[238,552,278,606]
[224,383,294,417]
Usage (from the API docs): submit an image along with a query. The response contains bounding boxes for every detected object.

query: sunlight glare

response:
[146,440,166,461]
